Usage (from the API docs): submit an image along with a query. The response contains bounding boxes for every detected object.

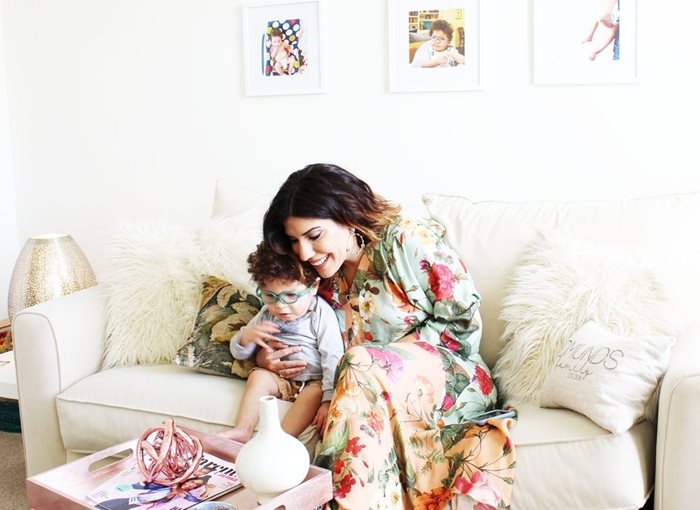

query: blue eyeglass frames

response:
[256,283,315,305]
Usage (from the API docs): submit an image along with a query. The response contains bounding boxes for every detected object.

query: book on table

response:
[85,451,242,510]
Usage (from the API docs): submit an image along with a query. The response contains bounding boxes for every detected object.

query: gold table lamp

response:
[8,233,97,321]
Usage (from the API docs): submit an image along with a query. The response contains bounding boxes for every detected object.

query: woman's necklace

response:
[338,267,357,304]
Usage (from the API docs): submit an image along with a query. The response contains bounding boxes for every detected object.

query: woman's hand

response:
[255,339,307,379]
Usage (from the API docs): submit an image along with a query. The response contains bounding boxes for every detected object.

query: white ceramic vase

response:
[235,396,310,503]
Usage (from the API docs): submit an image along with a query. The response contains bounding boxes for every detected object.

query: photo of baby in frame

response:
[388,0,481,93]
[407,9,465,69]
[242,0,324,96]
[263,19,308,77]
[533,0,638,85]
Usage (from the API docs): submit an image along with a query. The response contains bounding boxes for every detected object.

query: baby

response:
[411,19,465,68]
[269,27,295,75]
[219,241,343,443]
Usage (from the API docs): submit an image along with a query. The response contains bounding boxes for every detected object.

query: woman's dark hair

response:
[263,163,401,254]
[179,475,209,489]
[248,241,317,287]
[195,475,211,485]
[430,19,453,42]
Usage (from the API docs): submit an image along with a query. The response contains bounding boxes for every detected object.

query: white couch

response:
[13,186,700,509]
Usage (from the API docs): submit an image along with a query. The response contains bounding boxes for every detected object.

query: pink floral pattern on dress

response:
[428,262,456,301]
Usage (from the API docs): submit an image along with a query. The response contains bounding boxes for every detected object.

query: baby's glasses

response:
[256,283,315,305]
[431,35,448,42]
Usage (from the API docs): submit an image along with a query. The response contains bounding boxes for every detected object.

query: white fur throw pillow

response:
[493,233,676,406]
[102,222,201,368]
[102,212,264,368]
[540,321,675,433]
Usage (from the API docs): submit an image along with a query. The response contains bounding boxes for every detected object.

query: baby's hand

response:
[430,55,448,67]
[239,321,281,351]
[312,401,331,435]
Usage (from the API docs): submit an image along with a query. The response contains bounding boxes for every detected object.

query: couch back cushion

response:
[212,178,272,218]
[423,192,700,368]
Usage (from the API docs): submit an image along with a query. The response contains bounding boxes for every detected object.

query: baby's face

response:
[270,35,283,50]
[258,279,316,322]
[431,30,449,51]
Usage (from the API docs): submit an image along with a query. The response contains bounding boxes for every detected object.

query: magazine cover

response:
[85,451,241,510]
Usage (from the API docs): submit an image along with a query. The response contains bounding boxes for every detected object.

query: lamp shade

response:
[8,233,97,320]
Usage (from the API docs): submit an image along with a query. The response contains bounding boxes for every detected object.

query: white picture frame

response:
[533,0,639,85]
[388,0,482,93]
[242,0,325,96]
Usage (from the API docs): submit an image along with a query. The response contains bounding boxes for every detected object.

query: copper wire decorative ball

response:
[136,418,203,486]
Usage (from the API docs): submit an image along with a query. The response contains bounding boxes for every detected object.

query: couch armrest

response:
[654,321,700,510]
[12,286,107,476]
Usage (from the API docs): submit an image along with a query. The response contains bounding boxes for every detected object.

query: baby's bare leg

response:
[584,0,618,42]
[281,383,323,437]
[219,369,280,443]
[589,25,617,60]
[595,0,620,25]
[583,21,599,42]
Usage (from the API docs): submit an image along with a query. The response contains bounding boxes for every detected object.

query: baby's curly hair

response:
[248,241,318,288]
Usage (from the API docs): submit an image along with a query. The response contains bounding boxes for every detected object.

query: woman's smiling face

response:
[283,217,354,279]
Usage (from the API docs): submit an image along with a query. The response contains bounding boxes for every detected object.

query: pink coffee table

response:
[27,426,332,509]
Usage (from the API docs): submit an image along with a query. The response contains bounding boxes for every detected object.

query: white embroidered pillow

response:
[540,321,675,433]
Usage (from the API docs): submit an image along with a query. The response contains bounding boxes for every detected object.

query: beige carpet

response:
[0,431,27,508]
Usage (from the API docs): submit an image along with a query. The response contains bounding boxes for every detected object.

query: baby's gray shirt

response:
[230,295,344,402]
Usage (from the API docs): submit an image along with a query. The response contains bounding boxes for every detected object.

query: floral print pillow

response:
[173,275,262,378]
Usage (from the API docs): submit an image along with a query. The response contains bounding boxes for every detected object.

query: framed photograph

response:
[242,0,325,96]
[534,0,638,85]
[388,0,481,93]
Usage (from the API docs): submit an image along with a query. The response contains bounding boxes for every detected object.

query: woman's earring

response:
[347,228,366,256]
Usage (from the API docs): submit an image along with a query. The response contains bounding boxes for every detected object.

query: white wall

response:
[2,0,699,281]
[0,1,18,319]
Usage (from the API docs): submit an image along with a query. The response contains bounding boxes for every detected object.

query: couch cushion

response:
[212,178,271,218]
[509,405,654,510]
[422,192,700,367]
[56,364,293,455]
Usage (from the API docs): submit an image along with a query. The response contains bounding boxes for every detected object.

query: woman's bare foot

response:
[217,427,254,443]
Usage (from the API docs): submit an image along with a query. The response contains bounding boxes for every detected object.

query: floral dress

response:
[315,217,516,510]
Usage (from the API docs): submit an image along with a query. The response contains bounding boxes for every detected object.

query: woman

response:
[257,164,515,509]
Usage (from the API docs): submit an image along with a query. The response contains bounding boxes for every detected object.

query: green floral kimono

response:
[315,217,516,510]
